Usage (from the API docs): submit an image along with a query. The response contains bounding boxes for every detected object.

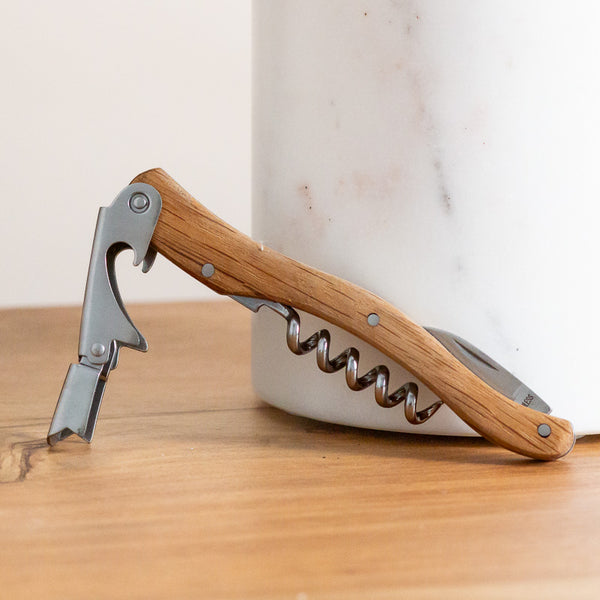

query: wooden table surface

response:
[1,301,599,599]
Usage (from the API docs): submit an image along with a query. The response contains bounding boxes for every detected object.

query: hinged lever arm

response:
[47,183,162,445]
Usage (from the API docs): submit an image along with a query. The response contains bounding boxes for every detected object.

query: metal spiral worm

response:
[232,295,443,423]
[281,305,443,424]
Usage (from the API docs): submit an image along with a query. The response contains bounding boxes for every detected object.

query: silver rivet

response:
[90,343,106,357]
[201,263,215,278]
[129,193,150,213]
[537,423,552,438]
[367,313,380,327]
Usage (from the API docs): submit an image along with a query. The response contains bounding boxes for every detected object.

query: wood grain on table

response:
[1,301,599,600]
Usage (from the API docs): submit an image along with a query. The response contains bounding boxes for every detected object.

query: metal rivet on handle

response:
[90,343,106,357]
[367,313,380,327]
[129,193,150,213]
[201,263,215,278]
[537,423,552,438]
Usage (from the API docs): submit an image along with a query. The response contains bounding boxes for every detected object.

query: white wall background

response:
[0,0,251,308]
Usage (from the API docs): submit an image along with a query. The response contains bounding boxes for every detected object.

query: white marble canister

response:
[251,1,600,436]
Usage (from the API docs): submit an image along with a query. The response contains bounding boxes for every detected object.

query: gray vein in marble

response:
[401,5,453,215]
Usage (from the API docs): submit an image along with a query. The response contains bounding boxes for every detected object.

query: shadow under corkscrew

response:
[232,295,443,424]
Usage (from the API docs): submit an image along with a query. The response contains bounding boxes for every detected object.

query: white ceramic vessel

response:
[252,1,600,436]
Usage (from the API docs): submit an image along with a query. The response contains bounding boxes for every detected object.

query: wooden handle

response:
[132,168,575,460]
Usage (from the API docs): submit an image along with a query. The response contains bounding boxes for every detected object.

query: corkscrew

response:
[47,168,576,460]
[232,296,442,424]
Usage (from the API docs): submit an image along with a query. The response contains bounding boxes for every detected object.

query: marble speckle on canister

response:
[252,1,600,435]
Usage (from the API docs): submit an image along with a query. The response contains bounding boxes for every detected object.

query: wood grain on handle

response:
[132,168,575,460]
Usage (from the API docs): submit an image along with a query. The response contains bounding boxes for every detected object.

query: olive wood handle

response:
[133,168,575,460]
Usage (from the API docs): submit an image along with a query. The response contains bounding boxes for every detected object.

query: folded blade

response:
[425,328,551,414]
